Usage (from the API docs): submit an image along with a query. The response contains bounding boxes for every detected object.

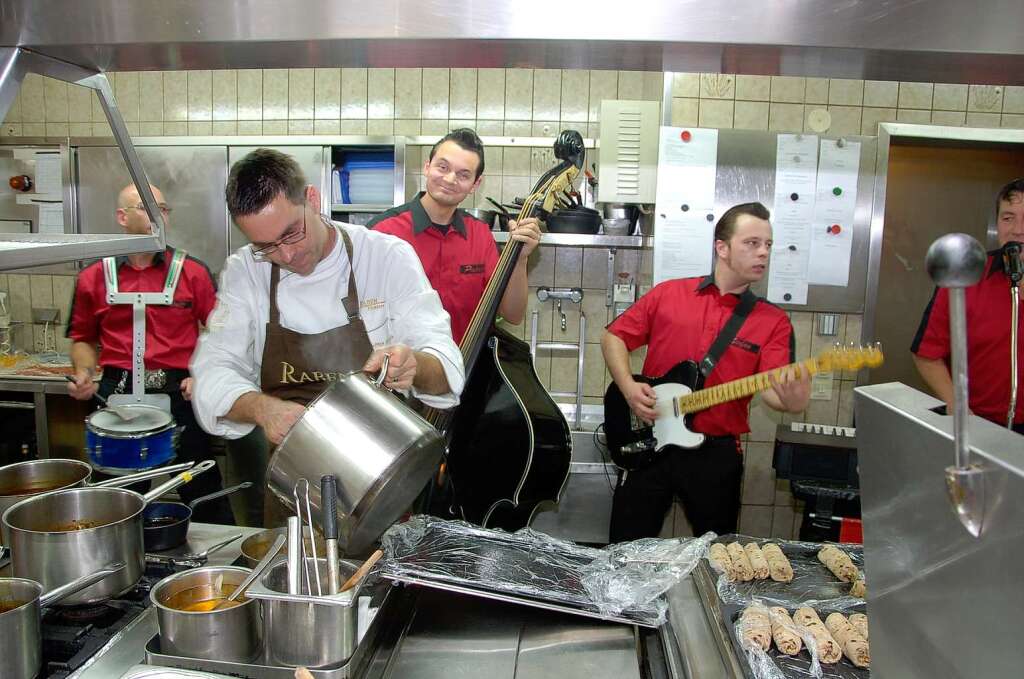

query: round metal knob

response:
[925,233,986,289]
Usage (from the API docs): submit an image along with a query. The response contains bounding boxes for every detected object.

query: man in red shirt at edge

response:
[602,202,811,542]
[65,183,233,523]
[912,178,1024,434]
[369,129,540,344]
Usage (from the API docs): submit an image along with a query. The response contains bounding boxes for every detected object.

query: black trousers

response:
[609,436,743,543]
[95,369,235,525]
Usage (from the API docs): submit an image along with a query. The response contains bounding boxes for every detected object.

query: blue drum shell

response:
[85,405,178,473]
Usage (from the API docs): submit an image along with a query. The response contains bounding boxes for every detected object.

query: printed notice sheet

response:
[807,139,861,286]
[653,127,719,285]
[767,134,818,305]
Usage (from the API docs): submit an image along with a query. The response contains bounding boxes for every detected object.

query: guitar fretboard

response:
[675,357,821,415]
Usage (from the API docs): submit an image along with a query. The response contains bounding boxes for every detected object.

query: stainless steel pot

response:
[2,461,214,605]
[267,362,444,555]
[0,563,125,679]
[238,526,325,569]
[462,207,497,229]
[254,558,358,668]
[150,566,262,663]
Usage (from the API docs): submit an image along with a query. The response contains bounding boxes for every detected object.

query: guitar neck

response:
[676,356,821,415]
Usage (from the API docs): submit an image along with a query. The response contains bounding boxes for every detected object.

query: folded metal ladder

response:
[530,286,585,430]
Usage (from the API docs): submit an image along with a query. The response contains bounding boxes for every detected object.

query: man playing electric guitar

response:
[601,202,811,542]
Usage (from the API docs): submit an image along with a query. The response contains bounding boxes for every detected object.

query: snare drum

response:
[85,405,178,473]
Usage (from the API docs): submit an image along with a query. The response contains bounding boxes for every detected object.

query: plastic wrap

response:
[378,515,714,626]
[708,536,865,610]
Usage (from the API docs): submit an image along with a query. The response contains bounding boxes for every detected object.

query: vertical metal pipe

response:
[575,313,586,430]
[286,516,301,595]
[949,288,971,470]
[1009,286,1020,429]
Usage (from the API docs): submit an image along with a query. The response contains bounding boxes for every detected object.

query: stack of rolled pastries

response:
[818,544,867,598]
[739,604,870,668]
[708,542,794,582]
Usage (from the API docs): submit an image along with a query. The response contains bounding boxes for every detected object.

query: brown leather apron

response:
[258,226,374,524]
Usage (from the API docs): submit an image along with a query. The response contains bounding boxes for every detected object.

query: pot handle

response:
[38,561,127,608]
[90,461,196,488]
[187,481,252,510]
[373,353,391,389]
[142,459,216,506]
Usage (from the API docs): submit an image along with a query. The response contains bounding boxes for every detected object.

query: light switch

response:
[817,313,839,336]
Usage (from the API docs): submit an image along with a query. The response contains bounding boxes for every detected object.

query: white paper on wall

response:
[767,134,819,306]
[807,139,861,286]
[36,201,65,234]
[33,152,62,197]
[653,127,719,285]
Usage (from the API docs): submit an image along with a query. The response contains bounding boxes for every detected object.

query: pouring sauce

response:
[0,600,27,614]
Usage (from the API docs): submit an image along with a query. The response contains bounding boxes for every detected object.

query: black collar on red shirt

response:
[412,192,467,237]
[696,274,759,305]
[113,246,172,270]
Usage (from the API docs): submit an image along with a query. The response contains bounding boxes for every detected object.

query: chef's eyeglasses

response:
[249,208,308,259]
[123,203,172,215]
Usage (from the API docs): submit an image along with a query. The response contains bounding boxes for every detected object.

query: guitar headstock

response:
[516,130,585,221]
[815,343,885,372]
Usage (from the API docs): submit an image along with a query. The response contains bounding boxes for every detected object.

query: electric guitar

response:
[602,344,884,471]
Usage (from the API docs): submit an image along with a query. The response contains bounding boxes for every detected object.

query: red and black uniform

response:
[369,193,498,344]
[66,247,233,523]
[606,275,795,541]
[911,252,1024,433]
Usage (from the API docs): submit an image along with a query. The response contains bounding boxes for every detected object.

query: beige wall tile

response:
[395,69,422,119]
[700,73,735,100]
[420,119,447,136]
[771,504,796,539]
[68,84,92,123]
[393,119,420,136]
[1002,114,1024,129]
[504,69,533,121]
[138,72,163,122]
[449,68,477,119]
[313,119,340,135]
[1004,86,1024,114]
[790,311,813,361]
[421,68,449,120]
[286,119,313,135]
[532,70,561,121]
[339,120,368,135]
[739,505,774,538]
[366,68,395,120]
[837,380,856,427]
[187,70,212,122]
[531,121,559,136]
[774,479,793,507]
[526,288,554,341]
[671,72,699,98]
[236,120,261,135]
[581,290,610,332]
[554,247,583,287]
[187,121,212,136]
[617,71,644,100]
[550,354,578,394]
[734,101,768,130]
[366,119,394,135]
[770,76,805,103]
[670,98,699,126]
[19,74,45,122]
[69,122,92,136]
[589,70,618,122]
[1,124,20,136]
[581,248,609,290]
[748,396,782,443]
[699,99,734,128]
[582,348,608,398]
[236,70,263,121]
[742,441,776,505]
[768,103,804,132]
[44,78,70,122]
[8,274,30,322]
[501,175,530,208]
[861,107,896,135]
[315,68,342,120]
[863,80,898,108]
[341,68,368,119]
[449,118,475,131]
[968,84,1003,112]
[52,275,74,323]
[896,109,930,124]
[139,121,162,136]
[475,120,502,135]
[828,79,863,106]
[211,120,237,136]
[826,105,862,135]
[931,110,966,126]
[212,70,237,121]
[802,380,840,425]
[3,89,21,123]
[262,70,288,120]
[29,274,53,308]
[91,122,112,136]
[476,69,505,120]
[898,82,933,109]
[805,77,829,104]
[504,147,531,175]
[163,71,188,121]
[966,111,1001,127]
[527,244,556,288]
[125,121,141,136]
[933,83,968,111]
[642,72,665,102]
[735,75,770,101]
[45,122,69,136]
[560,70,589,122]
[504,120,532,136]
[261,120,287,135]
[287,69,314,120]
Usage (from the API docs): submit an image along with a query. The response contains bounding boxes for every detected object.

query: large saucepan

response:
[267,357,444,555]
[2,460,215,605]
[0,562,126,679]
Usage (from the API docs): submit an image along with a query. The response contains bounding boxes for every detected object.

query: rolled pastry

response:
[761,543,794,583]
[818,545,858,583]
[726,542,754,581]
[744,543,770,580]
[739,605,772,651]
[768,606,802,656]
[848,612,868,641]
[708,543,735,580]
[793,607,842,664]
[825,612,871,668]
[849,577,867,598]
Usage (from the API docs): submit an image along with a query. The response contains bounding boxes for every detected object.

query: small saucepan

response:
[143,482,252,552]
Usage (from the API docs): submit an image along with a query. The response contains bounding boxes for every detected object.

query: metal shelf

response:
[0,233,163,271]
[330,204,392,213]
[492,231,651,249]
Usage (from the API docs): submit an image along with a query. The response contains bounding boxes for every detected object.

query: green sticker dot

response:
[832,186,842,196]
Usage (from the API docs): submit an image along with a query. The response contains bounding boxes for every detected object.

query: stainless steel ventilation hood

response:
[2,0,1023,85]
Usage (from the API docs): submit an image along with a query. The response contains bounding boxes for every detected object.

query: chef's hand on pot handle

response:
[364,344,417,391]
[67,368,98,401]
[258,396,306,446]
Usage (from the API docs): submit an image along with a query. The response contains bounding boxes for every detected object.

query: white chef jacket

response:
[190,219,465,439]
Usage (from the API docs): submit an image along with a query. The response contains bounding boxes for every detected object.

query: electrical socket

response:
[32,307,59,323]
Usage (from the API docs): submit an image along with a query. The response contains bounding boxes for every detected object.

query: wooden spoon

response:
[340,549,384,593]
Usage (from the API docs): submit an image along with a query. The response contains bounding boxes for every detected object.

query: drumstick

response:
[340,549,384,593]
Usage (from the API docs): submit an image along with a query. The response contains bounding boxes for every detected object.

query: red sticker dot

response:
[681,130,692,142]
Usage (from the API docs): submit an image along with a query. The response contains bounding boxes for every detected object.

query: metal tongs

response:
[290,478,322,596]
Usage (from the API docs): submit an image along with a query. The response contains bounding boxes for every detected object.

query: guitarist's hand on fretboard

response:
[764,363,812,413]
[621,379,658,424]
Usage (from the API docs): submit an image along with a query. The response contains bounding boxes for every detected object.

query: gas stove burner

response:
[47,602,127,628]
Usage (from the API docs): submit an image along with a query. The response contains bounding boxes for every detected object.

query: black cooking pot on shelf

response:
[545,206,602,234]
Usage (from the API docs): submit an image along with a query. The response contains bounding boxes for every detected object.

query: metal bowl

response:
[238,526,326,569]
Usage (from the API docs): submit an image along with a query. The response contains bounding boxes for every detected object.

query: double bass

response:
[440,130,585,531]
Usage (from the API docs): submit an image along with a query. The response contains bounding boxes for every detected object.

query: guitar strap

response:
[699,289,758,379]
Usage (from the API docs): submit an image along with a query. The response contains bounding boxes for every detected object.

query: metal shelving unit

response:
[492,231,650,249]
